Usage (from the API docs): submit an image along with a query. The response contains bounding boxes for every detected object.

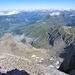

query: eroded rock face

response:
[0,33,69,75]
[59,43,75,74]
[48,26,74,47]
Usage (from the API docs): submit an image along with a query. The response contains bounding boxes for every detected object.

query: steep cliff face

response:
[48,26,74,46]
[59,42,75,74]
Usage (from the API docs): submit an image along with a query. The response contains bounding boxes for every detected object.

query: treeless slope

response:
[0,33,68,75]
[0,33,49,62]
[32,26,75,57]
[0,53,68,75]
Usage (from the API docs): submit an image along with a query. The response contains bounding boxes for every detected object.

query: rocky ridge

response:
[32,26,75,57]
[0,33,68,75]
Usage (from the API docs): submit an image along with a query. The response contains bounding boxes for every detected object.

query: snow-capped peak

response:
[50,12,60,16]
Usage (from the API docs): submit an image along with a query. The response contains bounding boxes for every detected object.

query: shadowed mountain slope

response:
[31,26,75,58]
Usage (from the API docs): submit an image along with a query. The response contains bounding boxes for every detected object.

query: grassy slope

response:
[31,26,75,49]
[13,16,67,37]
[12,16,75,49]
[15,20,51,38]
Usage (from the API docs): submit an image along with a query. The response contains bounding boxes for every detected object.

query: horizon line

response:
[1,8,75,11]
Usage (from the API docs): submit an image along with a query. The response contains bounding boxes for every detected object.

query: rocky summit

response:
[0,33,68,75]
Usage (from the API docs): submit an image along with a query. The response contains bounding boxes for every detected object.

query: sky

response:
[0,0,75,10]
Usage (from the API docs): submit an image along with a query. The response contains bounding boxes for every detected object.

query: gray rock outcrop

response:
[59,42,75,74]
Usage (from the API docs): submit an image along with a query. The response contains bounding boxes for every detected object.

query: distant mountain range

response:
[0,10,75,47]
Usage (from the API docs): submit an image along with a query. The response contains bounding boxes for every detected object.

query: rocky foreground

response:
[0,53,67,75]
[0,33,68,75]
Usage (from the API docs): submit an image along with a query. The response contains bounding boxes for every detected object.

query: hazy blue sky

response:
[0,0,75,10]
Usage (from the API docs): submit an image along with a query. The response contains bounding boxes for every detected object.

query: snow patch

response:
[50,12,60,16]
[31,54,44,63]
[31,54,36,58]
[49,65,54,68]
[50,57,54,60]
[55,61,60,69]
